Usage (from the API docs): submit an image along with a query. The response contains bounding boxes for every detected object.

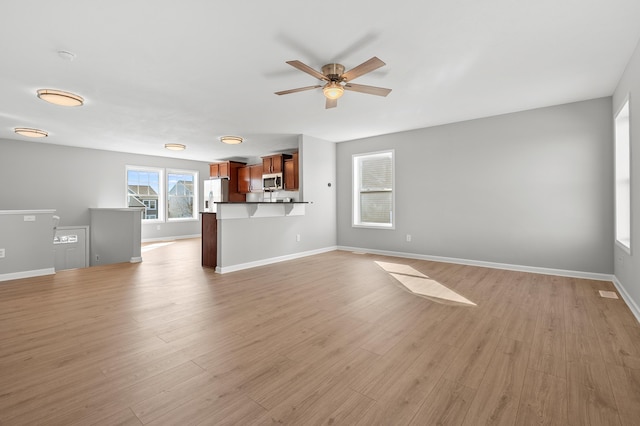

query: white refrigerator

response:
[203,178,229,212]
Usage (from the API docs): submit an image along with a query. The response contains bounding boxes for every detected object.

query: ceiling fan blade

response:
[286,60,329,81]
[325,98,337,109]
[341,57,386,82]
[344,83,392,97]
[275,85,322,95]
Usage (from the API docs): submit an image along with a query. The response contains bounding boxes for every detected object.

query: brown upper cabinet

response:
[237,164,264,193]
[284,152,299,191]
[209,161,232,178]
[262,154,291,174]
[209,161,246,202]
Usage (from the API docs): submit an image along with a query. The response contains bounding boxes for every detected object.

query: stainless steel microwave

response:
[263,173,283,190]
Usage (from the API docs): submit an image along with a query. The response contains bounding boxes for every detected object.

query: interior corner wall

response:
[613,38,640,314]
[336,97,614,274]
[0,139,210,240]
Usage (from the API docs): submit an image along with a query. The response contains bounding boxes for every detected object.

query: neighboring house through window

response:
[126,166,198,223]
[126,166,164,221]
[167,170,198,221]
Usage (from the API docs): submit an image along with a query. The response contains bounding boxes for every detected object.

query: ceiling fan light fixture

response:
[323,81,344,100]
[219,136,243,145]
[14,127,48,138]
[37,89,84,107]
[164,143,186,151]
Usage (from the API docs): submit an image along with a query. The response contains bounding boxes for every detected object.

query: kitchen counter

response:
[203,201,308,219]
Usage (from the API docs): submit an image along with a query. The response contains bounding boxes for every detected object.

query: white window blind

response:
[615,99,631,253]
[353,150,394,228]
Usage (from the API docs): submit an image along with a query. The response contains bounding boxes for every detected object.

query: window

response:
[615,99,631,253]
[143,200,156,210]
[127,166,164,221]
[126,166,199,222]
[353,150,395,228]
[167,169,198,221]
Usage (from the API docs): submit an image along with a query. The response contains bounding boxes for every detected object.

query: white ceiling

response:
[2,0,640,163]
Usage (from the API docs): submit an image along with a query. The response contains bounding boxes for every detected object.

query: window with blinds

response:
[353,150,394,228]
[615,99,631,253]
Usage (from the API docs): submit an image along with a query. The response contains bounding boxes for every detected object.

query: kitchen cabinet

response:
[201,212,216,268]
[250,164,263,192]
[210,161,246,202]
[238,164,265,193]
[262,154,291,174]
[209,161,231,178]
[237,166,250,193]
[284,152,299,191]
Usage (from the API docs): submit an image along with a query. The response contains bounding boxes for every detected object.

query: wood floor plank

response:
[607,365,640,426]
[408,377,476,425]
[1,238,639,425]
[353,342,458,424]
[516,368,568,426]
[566,360,621,426]
[461,337,529,425]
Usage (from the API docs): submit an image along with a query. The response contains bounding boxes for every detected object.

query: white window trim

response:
[352,149,395,229]
[166,168,199,222]
[614,97,632,255]
[126,165,165,223]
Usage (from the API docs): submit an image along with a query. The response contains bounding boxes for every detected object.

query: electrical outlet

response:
[0,248,5,258]
[296,234,301,242]
[406,234,412,242]
[95,255,99,261]
[157,225,161,230]
[24,215,36,222]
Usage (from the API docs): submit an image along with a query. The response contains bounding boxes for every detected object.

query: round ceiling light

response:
[322,81,344,100]
[37,89,84,107]
[165,143,186,151]
[219,136,243,145]
[14,127,48,138]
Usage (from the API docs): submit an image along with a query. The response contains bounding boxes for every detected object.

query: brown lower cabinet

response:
[201,212,216,268]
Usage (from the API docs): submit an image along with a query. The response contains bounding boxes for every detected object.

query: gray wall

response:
[337,98,614,274]
[0,210,55,279]
[0,138,210,240]
[613,38,640,314]
[218,135,337,268]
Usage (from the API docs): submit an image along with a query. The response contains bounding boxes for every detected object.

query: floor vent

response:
[599,290,619,299]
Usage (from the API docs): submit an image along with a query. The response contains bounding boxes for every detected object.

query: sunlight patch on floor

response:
[141,241,175,253]
[375,261,476,307]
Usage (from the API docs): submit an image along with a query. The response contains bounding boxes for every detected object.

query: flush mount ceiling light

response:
[37,89,84,107]
[219,136,243,145]
[14,127,48,138]
[164,143,186,151]
[322,81,345,100]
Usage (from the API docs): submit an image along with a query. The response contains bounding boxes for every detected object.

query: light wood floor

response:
[1,238,639,425]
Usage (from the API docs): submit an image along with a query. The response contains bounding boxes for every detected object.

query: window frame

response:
[614,97,632,254]
[166,168,199,222]
[126,165,164,223]
[352,149,395,229]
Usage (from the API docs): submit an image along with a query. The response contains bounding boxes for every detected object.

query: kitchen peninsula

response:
[201,201,308,270]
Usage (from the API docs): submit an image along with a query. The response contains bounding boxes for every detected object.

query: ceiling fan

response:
[275,56,392,109]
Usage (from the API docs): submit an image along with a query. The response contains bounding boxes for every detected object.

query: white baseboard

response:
[130,257,143,263]
[612,276,640,324]
[337,246,614,282]
[0,268,55,282]
[216,246,338,274]
[141,234,200,243]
